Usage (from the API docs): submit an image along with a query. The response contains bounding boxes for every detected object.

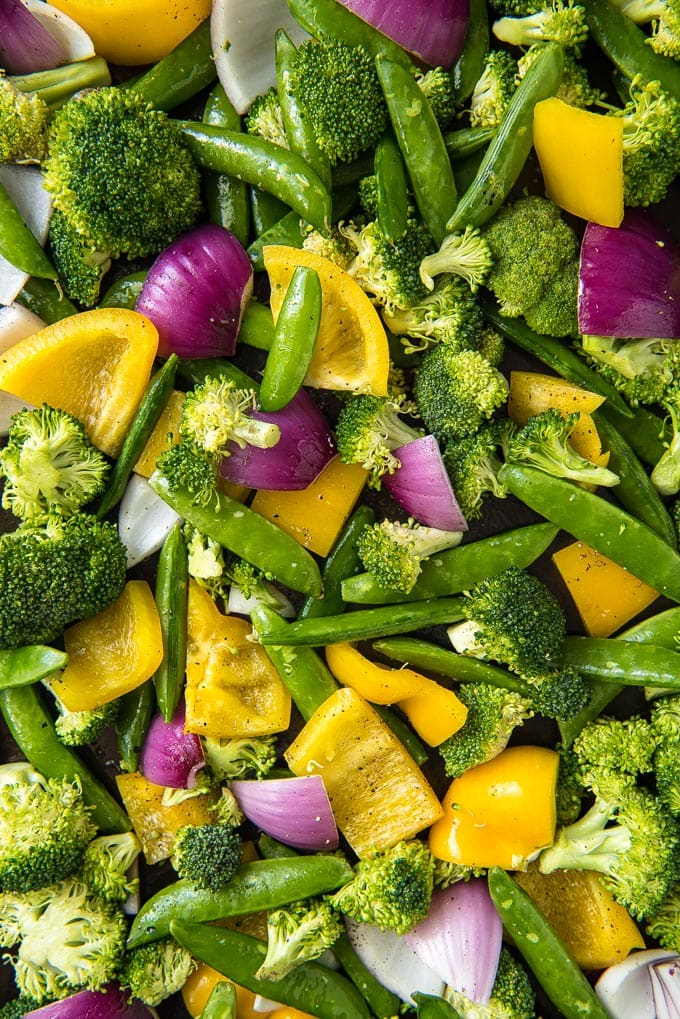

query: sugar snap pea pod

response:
[332,153,376,188]
[583,0,680,95]
[99,271,147,310]
[276,29,333,192]
[97,354,179,519]
[17,277,77,323]
[171,920,372,1019]
[444,126,495,161]
[259,265,322,412]
[413,993,464,1019]
[238,300,276,351]
[286,0,415,68]
[202,84,251,248]
[127,855,354,947]
[562,636,680,689]
[376,55,458,246]
[0,645,67,689]
[149,472,322,598]
[116,681,155,774]
[0,685,130,833]
[247,211,306,271]
[250,187,290,238]
[341,523,560,605]
[375,132,409,243]
[499,464,680,601]
[333,934,402,1019]
[600,402,668,467]
[451,0,490,104]
[0,181,58,282]
[372,636,530,695]
[177,122,332,233]
[446,42,563,233]
[488,868,610,1019]
[153,523,188,723]
[130,19,216,111]
[201,980,237,1019]
[299,505,376,619]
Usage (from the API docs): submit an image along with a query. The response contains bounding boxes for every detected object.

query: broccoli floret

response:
[0,764,96,894]
[419,226,493,293]
[79,832,141,904]
[572,714,657,792]
[255,898,343,981]
[383,276,484,355]
[302,224,356,269]
[288,38,388,165]
[482,195,580,337]
[527,667,590,721]
[555,741,586,826]
[433,859,487,887]
[54,700,119,747]
[651,695,680,815]
[443,424,508,520]
[0,404,110,522]
[341,217,435,312]
[47,209,111,309]
[0,878,127,1003]
[43,86,202,259]
[0,995,46,1019]
[651,397,680,496]
[492,1,589,48]
[578,334,680,406]
[646,0,680,58]
[477,326,506,367]
[172,822,242,892]
[329,840,435,934]
[416,67,458,128]
[356,519,464,594]
[646,878,680,952]
[335,394,423,488]
[447,947,537,1019]
[438,683,534,778]
[469,50,518,129]
[155,441,217,509]
[180,377,281,458]
[119,936,197,1007]
[357,174,379,217]
[183,522,230,601]
[203,735,278,780]
[0,512,127,649]
[609,75,680,208]
[245,87,289,147]
[225,556,290,613]
[210,787,246,828]
[414,346,509,447]
[505,409,620,487]
[517,46,605,107]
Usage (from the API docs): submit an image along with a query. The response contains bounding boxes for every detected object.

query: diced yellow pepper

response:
[285,687,443,857]
[251,456,368,556]
[552,541,659,637]
[185,581,291,738]
[48,580,163,711]
[533,97,624,228]
[115,771,215,864]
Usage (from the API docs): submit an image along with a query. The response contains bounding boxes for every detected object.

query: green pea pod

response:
[201,980,237,1019]
[332,153,375,188]
[11,56,111,111]
[202,84,251,248]
[17,277,77,323]
[0,645,68,689]
[178,122,332,233]
[153,523,188,723]
[376,55,458,245]
[116,680,155,774]
[446,42,564,233]
[373,636,528,693]
[341,523,560,605]
[372,703,429,766]
[583,0,680,95]
[299,505,376,619]
[276,29,332,191]
[130,18,217,111]
[0,180,58,281]
[247,211,306,271]
[250,187,290,237]
[148,471,322,598]
[562,636,680,689]
[0,685,130,833]
[413,993,464,1019]
[238,300,276,351]
[170,921,372,1019]
[286,0,415,68]
[600,403,668,466]
[259,265,322,411]
[180,356,259,393]
[450,0,490,105]
[98,271,147,310]
[375,132,409,243]
[333,934,402,1019]
[488,868,610,1019]
[499,463,680,602]
[444,126,495,161]
[127,855,354,947]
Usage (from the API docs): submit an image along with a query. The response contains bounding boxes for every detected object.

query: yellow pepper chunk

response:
[48,580,163,711]
[533,97,624,228]
[552,541,659,637]
[182,966,262,1019]
[508,371,606,424]
[116,771,215,864]
[185,581,291,738]
[134,389,185,478]
[285,687,443,857]
[429,745,558,870]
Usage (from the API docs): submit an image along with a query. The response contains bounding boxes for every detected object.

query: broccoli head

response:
[419,226,493,293]
[651,695,680,815]
[0,996,45,1019]
[469,50,519,129]
[335,394,423,488]
[578,333,680,407]
[54,700,119,747]
[245,87,289,148]
[180,377,280,457]
[79,831,141,904]
[255,898,343,982]
[43,86,203,259]
[505,409,620,488]
[202,734,278,781]
[341,216,435,313]
[383,276,485,355]
[356,518,464,594]
[438,682,534,778]
[492,0,590,48]
[0,76,48,163]
[443,424,508,520]
[572,714,657,793]
[172,822,242,892]
[302,223,356,269]
[416,67,458,129]
[446,946,537,1019]
[645,877,680,953]
[119,936,197,1006]
[155,442,217,509]
[527,667,590,721]
[47,209,112,309]
[610,75,680,208]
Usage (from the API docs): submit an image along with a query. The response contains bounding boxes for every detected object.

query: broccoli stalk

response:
[202,734,278,781]
[255,899,343,981]
[492,1,590,48]
[505,409,620,488]
[356,518,464,594]
[335,394,424,489]
[383,276,485,355]
[419,226,493,293]
[438,683,534,778]
[414,347,509,447]
[180,377,281,457]
[340,217,435,313]
[469,50,518,129]
[119,937,197,1006]
[171,822,243,892]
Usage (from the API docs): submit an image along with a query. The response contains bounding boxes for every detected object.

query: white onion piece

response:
[210,0,310,115]
[344,918,446,1005]
[0,302,45,352]
[0,165,53,306]
[650,958,680,1019]
[231,775,339,851]
[595,948,679,1019]
[140,703,205,789]
[24,0,95,63]
[117,474,182,569]
[0,0,67,72]
[384,435,468,531]
[228,581,295,619]
[24,986,157,1018]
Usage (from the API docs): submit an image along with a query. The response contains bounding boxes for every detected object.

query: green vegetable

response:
[202,84,250,246]
[505,408,620,487]
[0,645,68,690]
[201,980,237,1019]
[374,131,409,243]
[469,50,518,129]
[332,934,401,1019]
[492,1,589,47]
[79,831,141,903]
[255,898,343,981]
[47,209,111,308]
[119,936,196,1006]
[172,822,243,893]
[583,0,680,94]
[129,17,216,111]
[0,179,57,283]
[356,519,463,594]
[299,505,376,619]
[259,265,322,411]
[153,523,188,723]
[53,700,119,747]
[274,32,332,190]
[384,276,484,354]
[202,734,278,781]
[438,682,534,778]
[115,682,155,775]
[341,215,435,313]
[335,393,423,488]
[451,0,491,103]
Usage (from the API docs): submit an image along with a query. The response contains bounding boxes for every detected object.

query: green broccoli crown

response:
[245,87,289,148]
[482,195,580,337]
[579,334,680,404]
[356,518,464,594]
[0,404,110,522]
[172,822,242,892]
[506,408,620,487]
[419,226,494,293]
[438,682,534,778]
[203,732,275,783]
[47,209,111,309]
[652,696,680,815]
[289,38,388,165]
[0,765,96,894]
[416,67,458,129]
[0,512,127,649]
[528,667,590,720]
[383,276,484,355]
[119,936,197,1007]
[335,394,423,488]
[518,46,605,108]
[79,832,141,904]
[414,346,509,447]
[357,174,379,217]
[329,839,435,934]
[645,878,680,952]
[443,424,508,520]
[43,86,202,259]
[477,324,506,369]
[341,217,435,313]
[648,0,680,58]
[155,442,217,508]
[555,741,586,826]
[0,878,127,1003]
[572,714,657,791]
[492,0,589,47]
[302,224,356,269]
[433,859,487,887]
[255,898,343,982]
[611,76,680,207]
[0,77,48,163]
[0,995,45,1019]
[55,700,119,747]
[180,377,280,457]
[469,50,519,129]
[448,945,537,1018]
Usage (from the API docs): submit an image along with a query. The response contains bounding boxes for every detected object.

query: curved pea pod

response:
[562,636,680,690]
[583,0,680,96]
[0,645,67,689]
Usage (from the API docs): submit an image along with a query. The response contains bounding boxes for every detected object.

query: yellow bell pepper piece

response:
[285,687,443,857]
[116,771,215,865]
[48,580,163,711]
[514,866,645,970]
[252,456,368,557]
[185,581,291,738]
[325,642,468,746]
[533,97,624,228]
[429,745,558,870]
[552,541,658,637]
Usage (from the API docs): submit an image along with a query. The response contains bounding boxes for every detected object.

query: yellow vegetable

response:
[115,771,215,864]
[284,687,443,857]
[533,97,624,228]
[48,580,163,711]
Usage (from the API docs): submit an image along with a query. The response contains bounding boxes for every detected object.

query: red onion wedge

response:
[220,388,336,490]
[135,223,254,360]
[334,0,470,68]
[25,985,156,1018]
[139,702,205,789]
[0,0,68,73]
[230,775,339,851]
[384,434,468,531]
[579,210,680,340]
